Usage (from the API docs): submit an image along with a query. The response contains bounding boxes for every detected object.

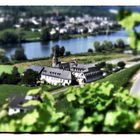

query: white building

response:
[40,67,72,86]
[8,93,40,116]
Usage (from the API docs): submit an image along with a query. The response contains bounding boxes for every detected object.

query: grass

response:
[0,84,35,106]
[0,84,63,106]
[0,65,24,74]
[23,30,41,41]
[97,64,140,90]
[0,28,41,41]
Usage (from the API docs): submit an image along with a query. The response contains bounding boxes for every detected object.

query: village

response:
[1,6,140,133]
[0,7,120,43]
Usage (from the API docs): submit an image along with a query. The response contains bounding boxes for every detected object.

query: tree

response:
[11,66,21,84]
[52,45,60,57]
[102,40,113,52]
[0,72,10,84]
[94,41,101,52]
[116,39,125,49]
[41,27,51,42]
[0,48,9,64]
[0,48,5,58]
[0,31,19,44]
[65,51,71,56]
[59,46,65,56]
[52,45,66,57]
[88,48,93,53]
[105,63,113,74]
[13,47,27,61]
[17,30,26,43]
[117,61,126,69]
[83,27,88,34]
[22,69,39,86]
[96,61,106,69]
[0,67,21,84]
[1,56,9,63]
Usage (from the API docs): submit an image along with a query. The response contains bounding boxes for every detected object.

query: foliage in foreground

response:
[118,9,140,54]
[0,82,140,132]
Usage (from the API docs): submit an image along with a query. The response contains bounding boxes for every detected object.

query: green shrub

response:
[98,64,140,90]
[1,82,140,132]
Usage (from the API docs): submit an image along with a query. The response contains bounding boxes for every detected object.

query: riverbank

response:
[0,27,122,44]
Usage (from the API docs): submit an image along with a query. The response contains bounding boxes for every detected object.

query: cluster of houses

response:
[0,11,119,35]
[27,51,104,86]
[45,15,119,36]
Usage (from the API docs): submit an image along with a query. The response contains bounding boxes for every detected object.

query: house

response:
[8,94,34,116]
[63,62,103,84]
[8,93,42,116]
[27,65,44,75]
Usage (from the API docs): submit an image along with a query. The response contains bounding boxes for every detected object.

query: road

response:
[130,72,140,97]
[51,87,69,95]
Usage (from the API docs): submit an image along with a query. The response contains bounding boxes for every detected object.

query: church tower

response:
[52,48,58,67]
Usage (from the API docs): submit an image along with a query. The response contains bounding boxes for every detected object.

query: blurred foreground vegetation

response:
[0,82,140,132]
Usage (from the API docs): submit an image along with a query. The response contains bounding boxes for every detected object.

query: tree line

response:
[0,66,39,86]
[0,47,27,64]
[93,39,127,53]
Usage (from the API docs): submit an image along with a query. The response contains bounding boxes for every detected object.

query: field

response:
[0,65,24,74]
[0,84,34,105]
[0,28,41,41]
[0,84,62,106]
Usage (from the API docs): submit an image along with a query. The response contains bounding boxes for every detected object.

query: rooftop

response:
[27,65,44,73]
[42,66,72,80]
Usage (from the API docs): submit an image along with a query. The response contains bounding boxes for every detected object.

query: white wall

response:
[41,75,71,86]
[8,108,20,116]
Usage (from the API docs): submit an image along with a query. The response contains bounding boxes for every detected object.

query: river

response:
[0,28,130,59]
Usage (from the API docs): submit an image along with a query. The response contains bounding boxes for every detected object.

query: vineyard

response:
[0,82,140,132]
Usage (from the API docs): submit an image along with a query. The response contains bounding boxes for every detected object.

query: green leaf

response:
[27,88,42,95]
[66,93,76,102]
[22,100,41,107]
[0,110,7,119]
[22,110,39,125]
[84,117,93,124]
[104,112,118,126]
